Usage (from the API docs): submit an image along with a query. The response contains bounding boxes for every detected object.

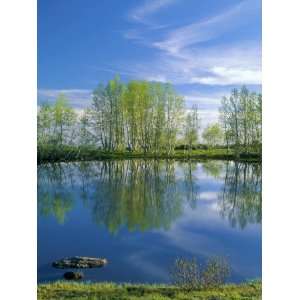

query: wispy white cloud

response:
[90,65,140,77]
[38,89,92,108]
[128,0,176,25]
[152,0,258,54]
[124,0,261,86]
[190,64,261,86]
[128,41,261,86]
[182,91,225,108]
[38,89,91,98]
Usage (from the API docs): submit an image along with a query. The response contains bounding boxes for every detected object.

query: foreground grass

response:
[38,281,261,300]
[38,145,261,164]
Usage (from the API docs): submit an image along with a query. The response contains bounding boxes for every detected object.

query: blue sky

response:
[38,0,261,126]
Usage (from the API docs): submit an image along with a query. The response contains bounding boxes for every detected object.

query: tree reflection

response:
[37,160,262,231]
[38,163,75,224]
[218,161,262,229]
[202,160,224,179]
[38,160,184,232]
[89,160,183,233]
[180,161,200,208]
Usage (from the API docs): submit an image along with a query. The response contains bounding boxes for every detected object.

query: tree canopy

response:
[202,123,223,148]
[38,79,262,154]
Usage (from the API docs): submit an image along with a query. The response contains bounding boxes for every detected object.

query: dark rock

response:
[52,256,108,269]
[63,271,84,280]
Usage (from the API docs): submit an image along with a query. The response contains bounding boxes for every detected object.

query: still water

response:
[38,160,261,283]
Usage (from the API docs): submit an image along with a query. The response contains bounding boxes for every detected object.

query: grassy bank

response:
[38,281,261,300]
[37,145,261,164]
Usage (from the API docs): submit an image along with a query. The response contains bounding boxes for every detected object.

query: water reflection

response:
[219,162,262,229]
[38,164,75,224]
[38,160,261,231]
[88,160,182,233]
[202,160,224,179]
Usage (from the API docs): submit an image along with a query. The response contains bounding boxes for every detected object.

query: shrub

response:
[170,256,231,291]
[170,257,201,291]
[201,256,230,288]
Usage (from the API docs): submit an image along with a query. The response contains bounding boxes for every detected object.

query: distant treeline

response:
[38,77,261,155]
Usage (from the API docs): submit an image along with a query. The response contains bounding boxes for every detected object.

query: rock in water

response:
[63,271,84,280]
[52,256,108,269]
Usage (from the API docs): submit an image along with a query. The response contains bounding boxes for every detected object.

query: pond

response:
[38,159,261,283]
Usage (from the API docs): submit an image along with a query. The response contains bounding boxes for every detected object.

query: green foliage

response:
[219,162,262,229]
[202,124,223,148]
[91,75,126,151]
[38,94,77,146]
[38,160,196,233]
[38,159,261,235]
[202,161,224,178]
[35,78,184,155]
[170,257,201,291]
[78,109,95,146]
[39,194,73,224]
[38,281,262,300]
[183,106,200,152]
[83,78,184,153]
[38,160,261,232]
[37,78,262,162]
[170,257,230,291]
[37,145,261,164]
[201,257,231,288]
[219,86,262,154]
[37,103,53,145]
[38,163,75,224]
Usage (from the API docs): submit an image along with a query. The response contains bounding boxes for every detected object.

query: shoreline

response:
[37,280,262,300]
[37,146,261,164]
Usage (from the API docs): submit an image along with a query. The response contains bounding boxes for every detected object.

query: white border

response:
[0,0,37,299]
[263,0,300,299]
[1,0,300,299]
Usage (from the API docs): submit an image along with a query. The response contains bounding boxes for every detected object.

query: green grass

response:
[37,145,261,164]
[37,281,262,300]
